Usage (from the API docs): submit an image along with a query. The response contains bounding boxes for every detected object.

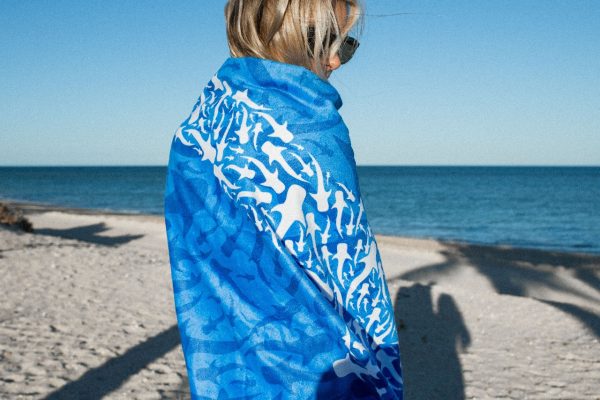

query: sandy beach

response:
[1,201,599,399]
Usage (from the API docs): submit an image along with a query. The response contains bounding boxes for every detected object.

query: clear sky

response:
[1,1,598,166]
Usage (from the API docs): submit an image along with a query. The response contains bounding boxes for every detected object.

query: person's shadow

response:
[314,283,470,400]
[394,283,471,400]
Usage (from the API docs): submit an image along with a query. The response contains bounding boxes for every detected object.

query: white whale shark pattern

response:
[164,57,403,399]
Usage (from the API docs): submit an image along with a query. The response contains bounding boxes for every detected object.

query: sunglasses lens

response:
[338,36,359,64]
[307,27,360,65]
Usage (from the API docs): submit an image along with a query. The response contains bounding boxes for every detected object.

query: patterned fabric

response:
[164,56,403,399]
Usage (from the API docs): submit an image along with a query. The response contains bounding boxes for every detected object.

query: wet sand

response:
[1,201,599,399]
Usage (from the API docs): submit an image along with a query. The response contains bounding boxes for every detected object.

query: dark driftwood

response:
[0,202,33,232]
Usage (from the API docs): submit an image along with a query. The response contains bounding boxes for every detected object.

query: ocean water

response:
[1,166,598,254]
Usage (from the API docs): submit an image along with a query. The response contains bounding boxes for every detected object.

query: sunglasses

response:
[337,36,360,64]
[307,27,360,65]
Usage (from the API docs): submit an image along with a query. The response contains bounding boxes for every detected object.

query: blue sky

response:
[1,1,598,166]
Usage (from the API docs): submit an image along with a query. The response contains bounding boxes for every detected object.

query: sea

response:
[1,166,599,254]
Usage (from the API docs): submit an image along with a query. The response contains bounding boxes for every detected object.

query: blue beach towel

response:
[164,56,403,399]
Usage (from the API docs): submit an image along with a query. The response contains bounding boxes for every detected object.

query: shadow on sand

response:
[398,242,600,339]
[393,283,471,400]
[44,325,183,400]
[35,222,144,246]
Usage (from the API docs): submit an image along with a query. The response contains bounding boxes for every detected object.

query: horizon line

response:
[1,164,599,168]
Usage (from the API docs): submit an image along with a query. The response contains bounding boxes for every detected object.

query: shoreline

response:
[1,198,162,218]
[3,198,599,258]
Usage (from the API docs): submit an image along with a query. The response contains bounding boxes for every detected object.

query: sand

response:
[1,201,599,399]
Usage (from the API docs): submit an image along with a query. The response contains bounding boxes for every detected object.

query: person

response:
[163,0,403,398]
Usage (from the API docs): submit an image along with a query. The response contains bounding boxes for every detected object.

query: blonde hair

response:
[224,0,363,79]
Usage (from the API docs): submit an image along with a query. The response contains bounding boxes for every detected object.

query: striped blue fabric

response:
[164,56,403,399]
